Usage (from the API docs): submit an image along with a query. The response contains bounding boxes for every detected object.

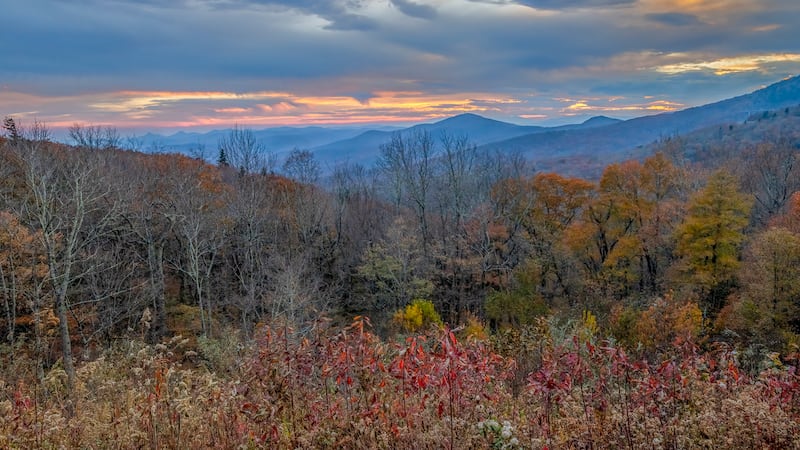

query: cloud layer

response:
[1,0,798,131]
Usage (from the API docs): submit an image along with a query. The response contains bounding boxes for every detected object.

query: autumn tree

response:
[523,173,594,300]
[771,191,800,233]
[719,195,800,348]
[731,227,800,346]
[565,154,684,298]
[674,170,752,313]
[564,162,641,297]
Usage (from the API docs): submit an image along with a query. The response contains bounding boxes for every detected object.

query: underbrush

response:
[1,318,799,449]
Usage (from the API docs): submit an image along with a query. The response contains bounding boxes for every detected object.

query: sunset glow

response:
[656,54,800,75]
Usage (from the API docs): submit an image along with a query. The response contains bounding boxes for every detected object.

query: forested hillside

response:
[2,116,800,448]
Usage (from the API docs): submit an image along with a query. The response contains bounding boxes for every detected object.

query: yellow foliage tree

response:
[675,170,752,312]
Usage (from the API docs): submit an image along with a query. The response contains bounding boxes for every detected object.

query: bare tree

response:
[267,253,326,326]
[218,126,273,174]
[13,126,123,396]
[225,172,278,334]
[739,140,799,223]
[69,123,121,150]
[378,130,437,254]
[165,159,229,336]
[115,154,178,341]
[279,150,331,249]
[434,133,483,238]
[282,148,320,184]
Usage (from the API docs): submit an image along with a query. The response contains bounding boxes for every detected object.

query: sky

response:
[1,0,800,133]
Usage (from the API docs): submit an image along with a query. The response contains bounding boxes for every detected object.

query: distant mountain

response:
[312,113,548,164]
[312,114,632,165]
[647,104,800,166]
[482,75,800,177]
[139,126,376,156]
[134,75,800,175]
[577,116,623,128]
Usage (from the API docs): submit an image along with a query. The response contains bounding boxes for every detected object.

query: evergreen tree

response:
[3,116,20,142]
[217,147,229,167]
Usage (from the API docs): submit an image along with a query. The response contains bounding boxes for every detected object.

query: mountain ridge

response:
[480,75,800,176]
[135,75,800,172]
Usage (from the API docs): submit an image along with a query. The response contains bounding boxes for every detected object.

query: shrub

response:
[392,299,443,333]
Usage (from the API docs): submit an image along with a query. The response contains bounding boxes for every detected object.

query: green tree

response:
[355,217,433,316]
[675,170,752,312]
[484,260,549,328]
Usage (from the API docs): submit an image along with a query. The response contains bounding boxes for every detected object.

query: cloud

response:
[213,0,379,30]
[1,0,800,129]
[655,53,800,75]
[561,98,684,114]
[513,0,635,10]
[645,12,703,27]
[390,0,438,19]
[1,88,532,129]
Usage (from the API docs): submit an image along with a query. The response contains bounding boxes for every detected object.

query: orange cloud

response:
[750,24,781,33]
[655,53,800,75]
[19,88,528,129]
[214,107,253,114]
[562,98,683,113]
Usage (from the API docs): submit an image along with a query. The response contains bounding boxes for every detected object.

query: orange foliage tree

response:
[493,172,593,303]
[566,153,684,298]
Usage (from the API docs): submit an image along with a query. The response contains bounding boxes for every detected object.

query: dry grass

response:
[1,318,799,449]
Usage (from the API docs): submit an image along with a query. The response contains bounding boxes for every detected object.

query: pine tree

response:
[3,116,20,142]
[217,147,229,167]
